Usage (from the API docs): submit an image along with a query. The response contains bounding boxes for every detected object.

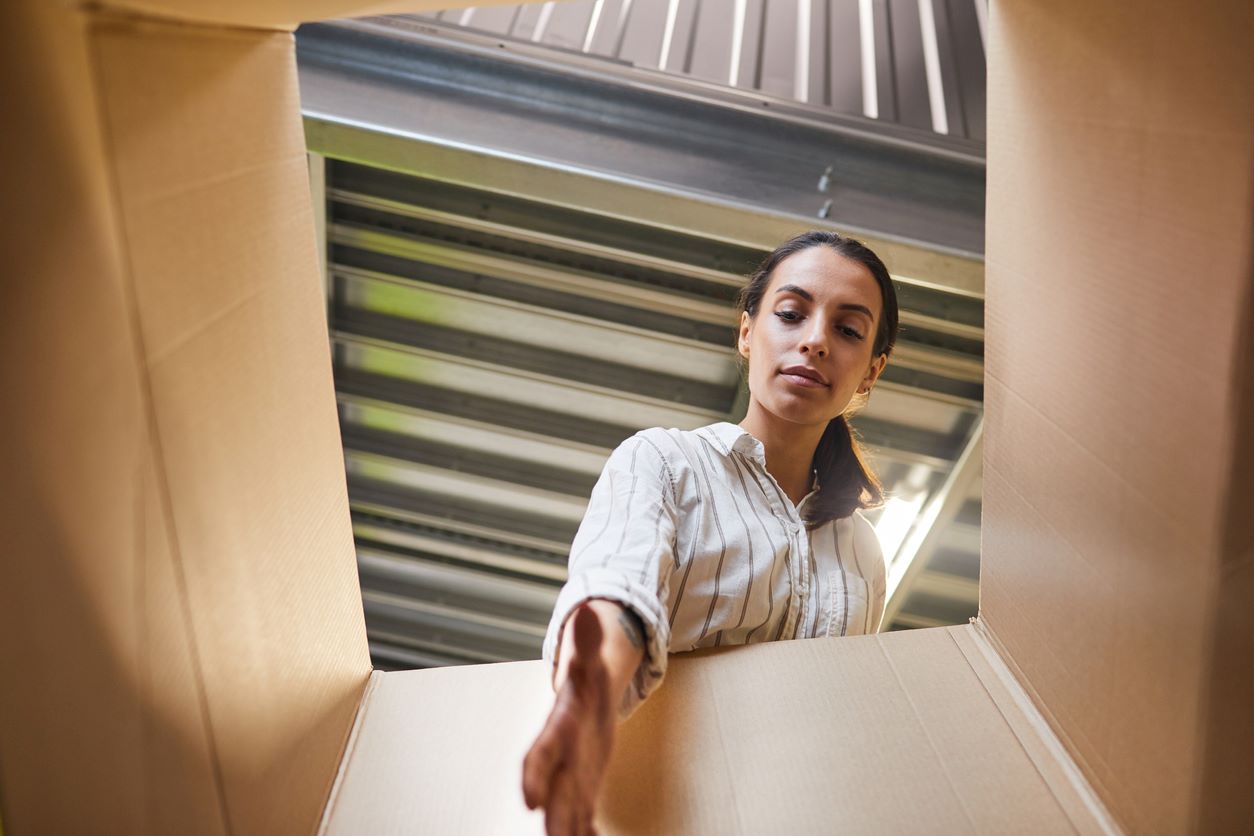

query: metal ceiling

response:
[414,0,988,139]
[296,4,985,671]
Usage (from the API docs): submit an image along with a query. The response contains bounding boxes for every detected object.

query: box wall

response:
[983,1,1254,832]
[0,6,371,834]
[1199,237,1254,831]
[0,5,222,833]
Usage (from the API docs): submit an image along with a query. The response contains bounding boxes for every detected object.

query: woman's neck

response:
[738,404,827,507]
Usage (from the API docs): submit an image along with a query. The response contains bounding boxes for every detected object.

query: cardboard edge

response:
[954,622,1122,836]
[86,2,496,32]
[91,2,296,32]
[1194,199,1254,831]
[317,669,384,836]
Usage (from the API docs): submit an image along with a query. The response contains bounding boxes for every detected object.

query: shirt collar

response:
[695,421,822,500]
[695,421,767,465]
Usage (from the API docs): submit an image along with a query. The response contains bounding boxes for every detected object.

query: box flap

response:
[982,1,1254,831]
[0,4,228,831]
[0,7,370,833]
[321,625,1113,834]
[92,14,372,834]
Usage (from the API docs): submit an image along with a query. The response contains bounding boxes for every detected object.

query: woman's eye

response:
[839,325,865,340]
[775,310,801,322]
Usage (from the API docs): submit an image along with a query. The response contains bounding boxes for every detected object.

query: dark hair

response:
[735,230,899,527]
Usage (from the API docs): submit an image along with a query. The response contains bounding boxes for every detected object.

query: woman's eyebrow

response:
[774,283,814,301]
[774,284,874,319]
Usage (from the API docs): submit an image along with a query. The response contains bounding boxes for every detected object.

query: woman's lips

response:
[779,371,828,389]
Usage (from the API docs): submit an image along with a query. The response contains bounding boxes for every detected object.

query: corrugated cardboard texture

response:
[982,1,1254,832]
[323,626,1107,834]
[0,6,370,833]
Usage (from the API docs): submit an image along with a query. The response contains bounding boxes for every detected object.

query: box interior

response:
[1,1,1250,834]
[321,624,1117,834]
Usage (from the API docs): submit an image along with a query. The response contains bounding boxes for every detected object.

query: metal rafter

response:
[883,415,983,625]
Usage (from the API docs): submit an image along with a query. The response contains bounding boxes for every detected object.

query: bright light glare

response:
[874,494,925,570]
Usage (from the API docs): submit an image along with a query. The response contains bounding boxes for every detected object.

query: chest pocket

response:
[825,571,870,637]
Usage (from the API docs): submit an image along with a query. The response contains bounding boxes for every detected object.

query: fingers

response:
[545,765,576,836]
[545,764,599,836]
[531,604,612,834]
[526,711,599,834]
[522,716,562,810]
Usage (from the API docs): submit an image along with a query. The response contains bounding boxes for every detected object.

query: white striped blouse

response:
[542,421,887,714]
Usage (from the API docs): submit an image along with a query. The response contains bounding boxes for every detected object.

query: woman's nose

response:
[799,321,829,357]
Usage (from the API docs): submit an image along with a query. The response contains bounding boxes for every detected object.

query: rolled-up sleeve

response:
[542,431,678,715]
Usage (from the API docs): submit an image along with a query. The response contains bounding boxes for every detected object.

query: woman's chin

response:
[757,399,836,428]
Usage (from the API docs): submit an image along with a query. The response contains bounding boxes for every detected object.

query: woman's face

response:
[738,246,888,429]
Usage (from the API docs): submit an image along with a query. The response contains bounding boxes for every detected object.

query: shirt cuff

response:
[542,567,671,718]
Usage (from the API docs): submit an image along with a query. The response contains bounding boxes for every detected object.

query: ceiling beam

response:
[884,414,983,625]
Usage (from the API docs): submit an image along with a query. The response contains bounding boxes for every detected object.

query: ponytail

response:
[804,414,884,528]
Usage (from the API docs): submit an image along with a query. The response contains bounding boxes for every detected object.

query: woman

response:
[522,230,899,835]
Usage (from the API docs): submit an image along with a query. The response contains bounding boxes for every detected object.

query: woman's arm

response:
[522,600,645,836]
[553,598,646,695]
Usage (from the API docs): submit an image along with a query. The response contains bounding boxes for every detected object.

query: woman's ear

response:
[737,311,752,359]
[858,353,888,394]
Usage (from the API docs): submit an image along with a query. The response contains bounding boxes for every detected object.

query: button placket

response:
[745,452,810,641]
[792,526,813,638]
[778,488,811,641]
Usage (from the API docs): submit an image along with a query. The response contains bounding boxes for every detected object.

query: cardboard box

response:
[1,1,1249,834]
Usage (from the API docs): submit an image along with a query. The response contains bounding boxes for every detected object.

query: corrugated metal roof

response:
[297,12,984,669]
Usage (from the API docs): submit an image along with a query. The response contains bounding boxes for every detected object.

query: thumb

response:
[570,604,604,669]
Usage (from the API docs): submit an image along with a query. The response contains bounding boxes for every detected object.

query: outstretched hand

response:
[522,605,618,836]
